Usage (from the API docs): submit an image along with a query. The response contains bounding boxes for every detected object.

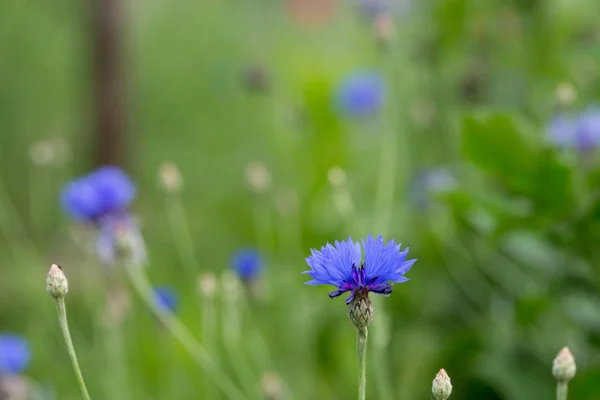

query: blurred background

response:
[2,0,600,398]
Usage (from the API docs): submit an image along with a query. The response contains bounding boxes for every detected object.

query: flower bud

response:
[261,371,283,400]
[46,264,68,298]
[327,166,346,188]
[243,65,270,93]
[432,368,452,400]
[348,294,373,329]
[553,347,576,383]
[0,375,31,400]
[198,272,218,300]
[158,162,183,193]
[374,12,395,45]
[245,161,271,193]
[555,82,577,106]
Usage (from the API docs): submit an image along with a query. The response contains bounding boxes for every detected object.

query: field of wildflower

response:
[2,0,600,399]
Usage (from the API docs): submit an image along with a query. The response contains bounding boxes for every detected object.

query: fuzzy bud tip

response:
[553,346,576,383]
[46,264,68,298]
[432,368,452,400]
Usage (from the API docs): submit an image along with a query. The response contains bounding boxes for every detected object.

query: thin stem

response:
[125,265,246,400]
[556,381,568,400]
[165,196,201,280]
[357,327,368,400]
[55,298,92,400]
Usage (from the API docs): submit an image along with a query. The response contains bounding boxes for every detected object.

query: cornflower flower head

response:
[61,167,145,267]
[304,234,415,328]
[153,286,179,313]
[61,166,136,222]
[335,71,386,117]
[547,106,600,151]
[231,248,263,282]
[0,335,30,376]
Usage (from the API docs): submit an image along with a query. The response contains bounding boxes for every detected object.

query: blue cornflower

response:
[153,287,179,313]
[547,106,600,151]
[336,71,385,117]
[303,234,415,304]
[231,249,263,281]
[61,166,136,221]
[0,335,30,375]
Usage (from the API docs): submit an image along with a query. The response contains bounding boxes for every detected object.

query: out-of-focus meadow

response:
[2,0,600,398]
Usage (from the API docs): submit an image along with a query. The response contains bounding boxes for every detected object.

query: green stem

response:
[55,297,91,400]
[125,265,246,400]
[357,327,368,400]
[557,381,568,400]
[165,196,201,280]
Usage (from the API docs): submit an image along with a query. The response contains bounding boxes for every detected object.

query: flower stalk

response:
[357,327,368,400]
[125,264,246,400]
[56,297,92,400]
[556,382,568,400]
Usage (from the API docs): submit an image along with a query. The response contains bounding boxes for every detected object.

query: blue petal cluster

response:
[336,71,385,117]
[303,234,416,303]
[154,287,179,313]
[547,106,600,151]
[61,166,136,221]
[0,334,30,375]
[231,248,263,281]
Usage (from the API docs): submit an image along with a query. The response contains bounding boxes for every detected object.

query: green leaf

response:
[462,112,536,184]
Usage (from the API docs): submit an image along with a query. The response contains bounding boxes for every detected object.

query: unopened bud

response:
[46,264,68,298]
[198,272,218,299]
[555,83,577,106]
[327,166,346,188]
[374,12,395,45]
[0,375,31,400]
[243,65,270,93]
[158,162,183,193]
[553,347,576,383]
[348,294,373,329]
[245,161,271,193]
[28,140,56,167]
[432,368,452,400]
[261,371,283,400]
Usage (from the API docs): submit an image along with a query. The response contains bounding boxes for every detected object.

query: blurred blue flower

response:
[548,106,600,151]
[61,166,136,221]
[303,234,416,304]
[336,71,385,117]
[231,249,263,281]
[0,335,30,375]
[154,287,179,313]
